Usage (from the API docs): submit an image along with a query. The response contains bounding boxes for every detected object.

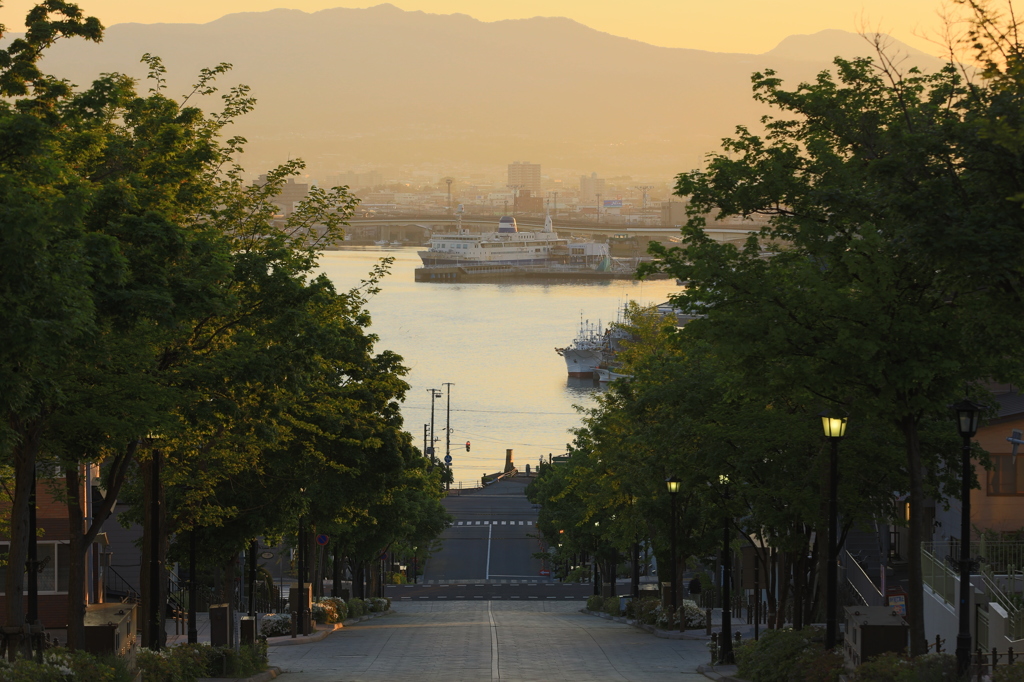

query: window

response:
[988,455,1024,495]
[0,542,70,593]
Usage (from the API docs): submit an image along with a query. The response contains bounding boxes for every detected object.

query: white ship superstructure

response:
[418,215,609,267]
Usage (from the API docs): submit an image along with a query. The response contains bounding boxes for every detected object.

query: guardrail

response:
[922,544,957,606]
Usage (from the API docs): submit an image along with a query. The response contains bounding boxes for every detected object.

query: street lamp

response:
[952,398,984,676]
[820,411,848,651]
[666,476,681,614]
[718,474,735,665]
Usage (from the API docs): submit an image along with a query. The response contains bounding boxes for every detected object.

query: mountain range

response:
[10,4,948,178]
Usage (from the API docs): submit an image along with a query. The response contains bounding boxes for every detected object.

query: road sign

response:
[259,551,275,560]
[539,569,551,576]
[426,446,434,455]
[444,454,452,464]
[315,534,330,546]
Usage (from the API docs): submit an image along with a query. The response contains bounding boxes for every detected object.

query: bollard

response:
[1010,647,1016,665]
[935,634,942,653]
[976,647,984,682]
[710,632,719,664]
[734,630,742,645]
[993,647,998,671]
[706,608,712,635]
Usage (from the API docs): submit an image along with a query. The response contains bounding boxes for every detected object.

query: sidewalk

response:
[165,611,392,648]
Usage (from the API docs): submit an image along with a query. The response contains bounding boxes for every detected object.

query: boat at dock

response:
[555,319,607,378]
[417,215,609,268]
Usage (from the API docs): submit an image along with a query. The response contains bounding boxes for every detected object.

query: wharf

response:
[415,264,670,283]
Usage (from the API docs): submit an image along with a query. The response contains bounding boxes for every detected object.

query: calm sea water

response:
[317,247,680,486]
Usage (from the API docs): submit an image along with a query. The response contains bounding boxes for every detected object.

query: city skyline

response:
[0,0,954,57]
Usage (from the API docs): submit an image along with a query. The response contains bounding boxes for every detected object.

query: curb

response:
[579,609,712,640]
[198,666,283,682]
[266,610,392,647]
[696,664,746,682]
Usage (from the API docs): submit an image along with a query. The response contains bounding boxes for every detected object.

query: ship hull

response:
[558,348,602,378]
[417,252,551,267]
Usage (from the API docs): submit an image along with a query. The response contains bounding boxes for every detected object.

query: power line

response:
[403,406,580,416]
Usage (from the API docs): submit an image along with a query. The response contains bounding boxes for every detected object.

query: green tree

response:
[645,53,1000,653]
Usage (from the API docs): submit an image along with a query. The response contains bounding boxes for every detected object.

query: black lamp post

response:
[666,476,681,614]
[952,398,984,676]
[718,474,735,665]
[820,411,848,651]
[188,528,198,644]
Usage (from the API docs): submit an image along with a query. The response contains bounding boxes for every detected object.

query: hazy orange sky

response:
[0,0,959,55]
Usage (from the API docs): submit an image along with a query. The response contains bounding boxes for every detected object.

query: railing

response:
[923,542,1024,642]
[922,544,957,606]
[104,566,141,604]
[843,550,884,607]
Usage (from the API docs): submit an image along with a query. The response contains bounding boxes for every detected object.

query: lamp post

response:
[666,476,681,614]
[718,474,735,664]
[952,399,984,676]
[188,528,198,644]
[820,411,848,651]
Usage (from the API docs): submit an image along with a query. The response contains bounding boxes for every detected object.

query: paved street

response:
[425,479,547,582]
[269,601,709,681]
[384,582,593,601]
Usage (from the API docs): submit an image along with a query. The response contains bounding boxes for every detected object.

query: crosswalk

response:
[453,520,533,525]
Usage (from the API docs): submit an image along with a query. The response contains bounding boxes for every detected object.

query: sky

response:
[0,0,958,56]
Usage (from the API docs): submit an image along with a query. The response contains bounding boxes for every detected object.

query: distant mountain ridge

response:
[7,5,948,176]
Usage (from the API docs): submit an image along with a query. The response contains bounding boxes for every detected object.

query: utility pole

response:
[596,192,602,224]
[635,185,653,217]
[444,177,454,214]
[443,382,454,490]
[428,388,442,463]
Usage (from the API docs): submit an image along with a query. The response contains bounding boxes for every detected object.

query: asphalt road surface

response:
[384,582,593,601]
[270,602,710,682]
[423,478,549,583]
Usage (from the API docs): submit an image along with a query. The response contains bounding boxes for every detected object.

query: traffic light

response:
[466,441,471,451]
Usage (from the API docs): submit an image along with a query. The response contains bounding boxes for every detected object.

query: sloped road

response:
[269,601,709,682]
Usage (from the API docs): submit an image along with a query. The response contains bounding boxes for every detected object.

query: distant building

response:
[508,161,541,194]
[579,173,606,203]
[257,175,309,216]
[516,190,544,214]
[660,200,688,226]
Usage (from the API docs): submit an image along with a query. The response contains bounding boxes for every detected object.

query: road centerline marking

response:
[488,600,499,681]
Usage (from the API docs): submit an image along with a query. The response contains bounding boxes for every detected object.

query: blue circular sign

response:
[315,534,330,546]
[444,454,452,464]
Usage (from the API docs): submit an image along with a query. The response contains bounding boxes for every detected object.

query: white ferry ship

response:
[417,216,608,267]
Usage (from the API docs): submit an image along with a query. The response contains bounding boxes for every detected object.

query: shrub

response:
[386,571,407,585]
[312,600,339,624]
[565,566,590,583]
[136,644,209,682]
[321,597,348,621]
[347,598,365,619]
[260,613,293,638]
[586,595,603,611]
[995,663,1024,682]
[603,596,621,616]
[0,648,134,682]
[734,627,842,682]
[851,652,957,682]
[366,597,389,612]
[633,598,661,625]
[679,600,707,629]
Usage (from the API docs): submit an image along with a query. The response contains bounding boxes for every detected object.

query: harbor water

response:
[318,247,680,486]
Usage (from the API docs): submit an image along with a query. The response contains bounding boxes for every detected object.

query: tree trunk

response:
[353,561,364,599]
[901,417,928,656]
[139,455,168,649]
[794,548,802,626]
[64,442,136,651]
[5,421,41,659]
[65,466,87,650]
[775,551,789,629]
